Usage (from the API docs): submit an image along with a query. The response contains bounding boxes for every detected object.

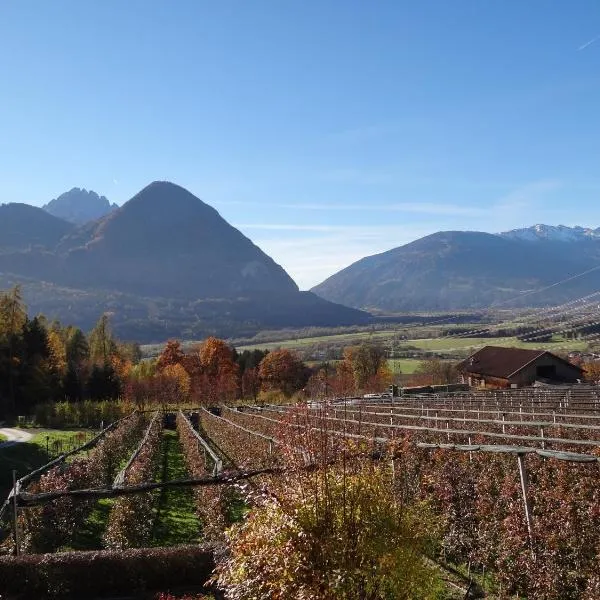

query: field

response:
[237,332,588,357]
[2,392,600,599]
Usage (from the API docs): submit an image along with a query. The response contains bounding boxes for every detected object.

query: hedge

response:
[0,545,215,599]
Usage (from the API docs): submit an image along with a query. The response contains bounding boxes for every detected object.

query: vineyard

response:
[1,388,599,599]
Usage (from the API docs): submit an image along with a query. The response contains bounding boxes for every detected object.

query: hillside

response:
[43,188,118,224]
[311,229,600,311]
[0,182,369,340]
[0,203,74,251]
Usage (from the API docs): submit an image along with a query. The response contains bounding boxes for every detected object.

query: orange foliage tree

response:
[156,339,185,372]
[195,337,239,404]
[335,342,391,394]
[583,360,600,384]
[258,349,307,397]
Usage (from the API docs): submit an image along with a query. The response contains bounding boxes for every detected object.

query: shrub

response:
[215,448,443,600]
[0,546,214,600]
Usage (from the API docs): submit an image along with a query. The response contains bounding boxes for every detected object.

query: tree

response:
[259,349,307,397]
[0,286,27,414]
[336,342,391,394]
[163,363,191,401]
[196,337,239,404]
[89,314,117,365]
[241,367,260,401]
[583,360,600,384]
[65,327,89,367]
[411,359,458,386]
[156,339,185,372]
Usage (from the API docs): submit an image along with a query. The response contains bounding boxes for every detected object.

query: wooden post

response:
[502,413,506,434]
[517,454,535,557]
[539,426,545,449]
[12,470,19,556]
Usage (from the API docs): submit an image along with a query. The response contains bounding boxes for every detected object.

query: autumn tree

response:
[196,337,239,404]
[411,359,458,386]
[259,349,307,397]
[0,286,27,414]
[583,360,600,384]
[336,342,391,393]
[156,339,185,372]
[241,367,260,401]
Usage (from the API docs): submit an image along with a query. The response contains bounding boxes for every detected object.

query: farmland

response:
[1,388,600,599]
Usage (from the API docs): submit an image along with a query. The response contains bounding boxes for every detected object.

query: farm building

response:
[457,346,584,389]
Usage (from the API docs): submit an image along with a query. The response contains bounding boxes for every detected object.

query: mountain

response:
[0,182,368,341]
[54,181,300,297]
[501,224,600,243]
[0,203,74,251]
[311,229,600,312]
[43,188,118,224]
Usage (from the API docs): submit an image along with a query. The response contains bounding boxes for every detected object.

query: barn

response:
[457,346,584,389]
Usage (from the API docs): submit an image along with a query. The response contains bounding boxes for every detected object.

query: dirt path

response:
[0,428,34,448]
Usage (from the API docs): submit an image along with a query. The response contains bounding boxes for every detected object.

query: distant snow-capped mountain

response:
[500,224,600,243]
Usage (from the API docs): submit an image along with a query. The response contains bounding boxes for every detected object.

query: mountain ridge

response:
[312,227,600,312]
[0,182,369,341]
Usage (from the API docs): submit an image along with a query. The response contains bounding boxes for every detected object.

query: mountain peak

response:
[500,224,600,243]
[43,187,117,224]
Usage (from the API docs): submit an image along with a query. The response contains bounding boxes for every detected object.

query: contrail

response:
[578,34,600,51]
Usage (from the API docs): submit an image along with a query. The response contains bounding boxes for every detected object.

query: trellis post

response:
[12,470,20,556]
[517,454,535,557]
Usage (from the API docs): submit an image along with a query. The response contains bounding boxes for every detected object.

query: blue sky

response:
[1,1,599,289]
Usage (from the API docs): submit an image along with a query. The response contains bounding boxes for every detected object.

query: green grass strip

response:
[150,429,202,546]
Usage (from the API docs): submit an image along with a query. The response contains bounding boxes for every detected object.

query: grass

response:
[389,358,424,374]
[69,498,113,550]
[151,429,202,546]
[0,428,91,499]
[408,336,587,354]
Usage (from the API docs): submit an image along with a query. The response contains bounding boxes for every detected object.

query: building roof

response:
[457,346,584,380]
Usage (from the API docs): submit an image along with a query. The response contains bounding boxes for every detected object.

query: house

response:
[457,346,584,389]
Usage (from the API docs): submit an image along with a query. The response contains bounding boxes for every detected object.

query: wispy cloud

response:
[221,200,485,217]
[249,224,439,289]
[494,179,561,211]
[578,34,600,51]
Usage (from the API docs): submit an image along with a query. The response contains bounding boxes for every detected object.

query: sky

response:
[1,1,600,289]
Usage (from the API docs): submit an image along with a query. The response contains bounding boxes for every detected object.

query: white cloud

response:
[233,179,564,289]
[494,179,561,211]
[244,224,439,289]
[578,34,600,51]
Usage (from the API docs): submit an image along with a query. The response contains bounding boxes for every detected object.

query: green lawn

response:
[0,428,91,498]
[389,358,423,374]
[235,329,588,357]
[408,336,587,354]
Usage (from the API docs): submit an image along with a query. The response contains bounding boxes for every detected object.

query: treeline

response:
[144,338,397,405]
[0,286,141,418]
[1,285,427,417]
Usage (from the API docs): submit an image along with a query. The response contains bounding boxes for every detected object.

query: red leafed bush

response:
[18,412,149,553]
[176,412,224,539]
[104,413,163,549]
[0,545,215,600]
